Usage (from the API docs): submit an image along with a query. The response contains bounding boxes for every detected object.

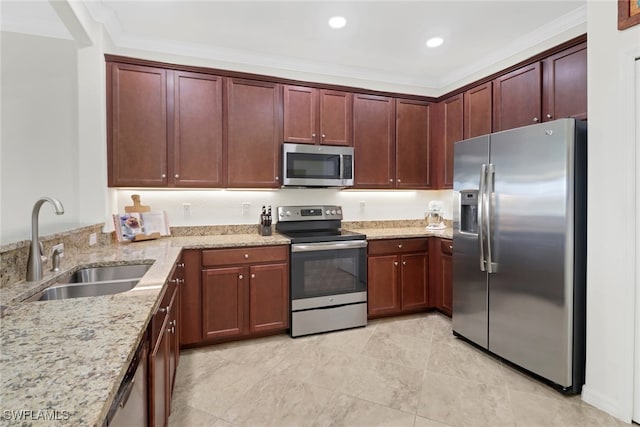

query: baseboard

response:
[581,385,633,424]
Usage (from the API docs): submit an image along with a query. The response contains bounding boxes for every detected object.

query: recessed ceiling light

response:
[328,16,347,29]
[426,37,444,48]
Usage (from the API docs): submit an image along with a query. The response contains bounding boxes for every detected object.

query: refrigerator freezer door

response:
[487,119,576,387]
[452,135,490,348]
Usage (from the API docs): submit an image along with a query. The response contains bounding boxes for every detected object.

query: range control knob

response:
[331,210,337,215]
[336,209,342,215]
[325,210,331,215]
[286,211,291,216]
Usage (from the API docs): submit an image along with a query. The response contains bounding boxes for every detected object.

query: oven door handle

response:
[291,240,368,252]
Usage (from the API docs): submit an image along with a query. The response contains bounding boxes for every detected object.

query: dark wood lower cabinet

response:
[248,263,289,333]
[430,238,453,317]
[367,238,429,318]
[149,320,169,427]
[202,266,245,340]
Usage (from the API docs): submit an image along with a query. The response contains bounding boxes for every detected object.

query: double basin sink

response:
[28,264,151,302]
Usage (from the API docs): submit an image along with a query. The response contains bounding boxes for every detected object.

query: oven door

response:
[290,240,367,310]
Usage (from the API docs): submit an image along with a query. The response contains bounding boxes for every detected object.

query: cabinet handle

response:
[159,307,167,314]
[239,274,243,279]
[177,263,185,268]
[546,114,553,119]
[394,261,398,266]
[533,117,539,123]
[174,174,179,178]
[169,279,177,284]
[251,273,255,278]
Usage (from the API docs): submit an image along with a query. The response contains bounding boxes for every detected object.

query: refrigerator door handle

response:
[486,163,496,273]
[478,164,487,271]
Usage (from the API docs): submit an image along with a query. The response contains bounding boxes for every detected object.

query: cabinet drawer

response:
[202,245,288,267]
[368,238,428,256]
[441,239,453,255]
[151,279,176,347]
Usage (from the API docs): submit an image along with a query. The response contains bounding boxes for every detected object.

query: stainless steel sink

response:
[33,279,140,301]
[56,264,151,284]
[27,263,152,302]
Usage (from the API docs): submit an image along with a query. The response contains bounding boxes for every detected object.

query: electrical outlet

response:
[89,233,97,246]
[182,203,192,218]
[242,202,251,216]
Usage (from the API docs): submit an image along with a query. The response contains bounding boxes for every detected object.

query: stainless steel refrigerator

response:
[452,118,587,393]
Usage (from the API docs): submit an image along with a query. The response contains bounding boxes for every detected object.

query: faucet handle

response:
[50,244,64,272]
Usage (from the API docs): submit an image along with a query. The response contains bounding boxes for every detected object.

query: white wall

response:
[582,0,640,423]
[112,189,454,229]
[0,32,82,244]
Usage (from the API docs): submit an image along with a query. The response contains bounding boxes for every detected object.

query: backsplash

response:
[0,223,109,288]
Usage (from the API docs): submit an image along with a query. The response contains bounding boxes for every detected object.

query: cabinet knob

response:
[394,261,398,266]
[161,174,167,179]
[546,114,553,119]
[244,254,249,259]
[251,274,255,278]
[398,244,403,248]
[321,134,326,138]
[175,174,179,178]
[533,117,539,123]
[239,274,243,279]
[312,133,316,138]
[389,178,394,182]
[159,307,167,313]
[275,176,279,181]
[449,245,453,250]
[402,261,406,266]
[397,179,402,183]
[177,263,185,268]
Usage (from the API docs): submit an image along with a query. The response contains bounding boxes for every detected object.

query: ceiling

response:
[1,1,587,93]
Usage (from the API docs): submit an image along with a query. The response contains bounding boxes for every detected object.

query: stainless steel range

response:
[276,205,367,337]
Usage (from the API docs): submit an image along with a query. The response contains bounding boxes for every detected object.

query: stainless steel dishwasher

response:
[104,339,148,427]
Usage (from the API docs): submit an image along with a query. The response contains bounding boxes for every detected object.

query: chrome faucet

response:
[26,197,64,281]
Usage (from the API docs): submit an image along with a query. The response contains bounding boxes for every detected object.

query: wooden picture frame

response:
[618,0,640,30]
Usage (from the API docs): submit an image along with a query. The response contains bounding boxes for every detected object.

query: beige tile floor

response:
[169,312,629,427]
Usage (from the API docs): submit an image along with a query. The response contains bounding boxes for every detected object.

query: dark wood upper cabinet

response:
[172,71,223,187]
[283,85,352,146]
[108,63,168,187]
[464,82,492,139]
[226,78,282,188]
[493,62,542,132]
[353,94,396,188]
[434,94,463,189]
[395,99,432,189]
[542,42,587,121]
[319,89,352,146]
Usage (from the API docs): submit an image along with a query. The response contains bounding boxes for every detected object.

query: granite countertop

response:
[0,233,289,427]
[0,227,450,426]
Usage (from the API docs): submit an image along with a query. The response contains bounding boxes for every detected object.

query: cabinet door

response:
[179,250,202,346]
[542,42,587,121]
[319,90,352,146]
[172,71,223,187]
[464,82,492,139]
[439,94,463,189]
[440,248,453,317]
[202,266,245,339]
[353,94,395,188]
[493,62,542,131]
[367,255,401,317]
[149,321,169,427]
[248,263,289,333]
[283,85,317,144]
[226,78,282,187]
[396,99,432,189]
[400,253,429,311]
[108,63,167,187]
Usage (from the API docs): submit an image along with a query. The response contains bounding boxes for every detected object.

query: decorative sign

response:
[619,0,640,30]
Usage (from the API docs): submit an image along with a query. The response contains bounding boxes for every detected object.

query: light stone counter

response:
[354,226,453,240]
[0,233,289,427]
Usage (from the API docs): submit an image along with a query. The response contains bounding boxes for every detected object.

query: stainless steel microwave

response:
[282,143,354,187]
